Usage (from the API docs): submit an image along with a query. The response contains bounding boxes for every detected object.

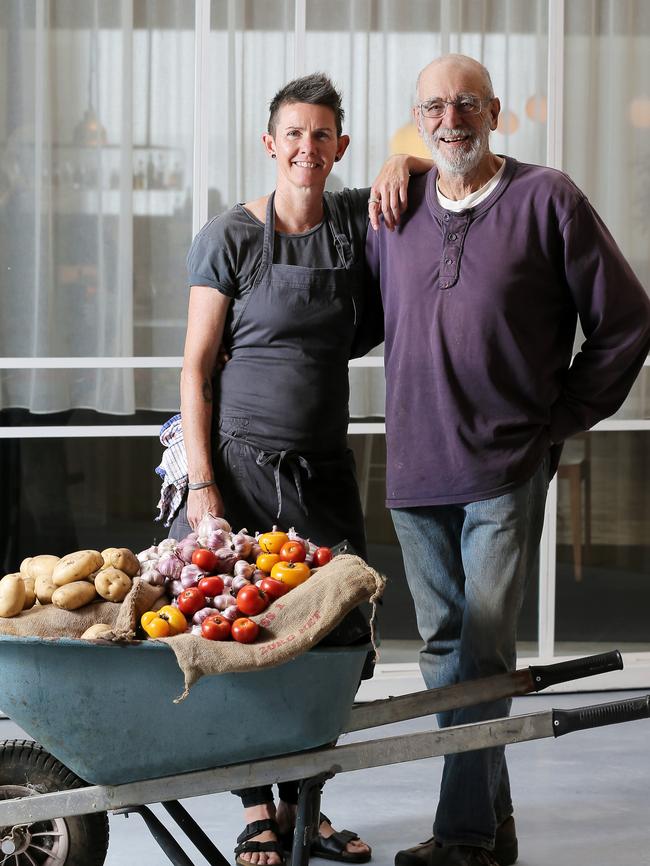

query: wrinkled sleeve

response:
[549,198,650,442]
[186,216,237,298]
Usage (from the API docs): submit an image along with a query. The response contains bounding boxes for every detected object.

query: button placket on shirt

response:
[439,213,469,290]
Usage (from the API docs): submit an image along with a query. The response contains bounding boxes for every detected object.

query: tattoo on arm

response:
[201,379,212,403]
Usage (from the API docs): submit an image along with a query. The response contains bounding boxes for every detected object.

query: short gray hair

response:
[268,73,345,136]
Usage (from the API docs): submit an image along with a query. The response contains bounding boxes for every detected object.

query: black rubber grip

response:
[552,695,650,737]
[529,650,623,692]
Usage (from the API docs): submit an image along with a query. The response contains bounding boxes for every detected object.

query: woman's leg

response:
[232,787,283,866]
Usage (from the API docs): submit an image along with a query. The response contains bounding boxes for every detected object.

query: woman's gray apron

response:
[171,190,368,561]
[209,191,367,560]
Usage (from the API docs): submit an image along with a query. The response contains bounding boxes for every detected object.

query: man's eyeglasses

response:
[418,94,492,119]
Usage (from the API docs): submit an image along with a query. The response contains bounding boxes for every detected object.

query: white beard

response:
[422,116,491,176]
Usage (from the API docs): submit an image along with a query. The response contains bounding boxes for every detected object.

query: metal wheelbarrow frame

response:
[0,645,648,866]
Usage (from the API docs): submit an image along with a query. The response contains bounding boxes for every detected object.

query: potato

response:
[52,550,103,587]
[0,574,26,617]
[35,573,57,604]
[95,567,132,602]
[101,547,140,577]
[51,581,97,611]
[100,547,118,566]
[80,623,113,640]
[23,554,60,582]
[20,575,36,610]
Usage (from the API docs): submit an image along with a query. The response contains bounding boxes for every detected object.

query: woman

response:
[168,73,430,866]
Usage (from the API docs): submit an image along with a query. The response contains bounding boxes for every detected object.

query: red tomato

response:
[279,540,307,563]
[177,587,207,616]
[201,614,232,641]
[236,585,269,616]
[197,575,225,598]
[259,577,290,600]
[312,546,333,567]
[192,548,219,573]
[231,617,260,644]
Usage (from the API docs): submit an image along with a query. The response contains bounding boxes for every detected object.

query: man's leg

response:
[391,503,466,695]
[434,458,549,849]
[392,457,549,854]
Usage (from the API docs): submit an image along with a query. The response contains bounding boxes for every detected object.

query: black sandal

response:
[234,819,285,866]
[309,813,372,864]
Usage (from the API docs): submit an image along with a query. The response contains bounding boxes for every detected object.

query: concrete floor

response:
[1,690,649,866]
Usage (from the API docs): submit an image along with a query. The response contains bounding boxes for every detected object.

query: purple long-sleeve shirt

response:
[365,156,650,508]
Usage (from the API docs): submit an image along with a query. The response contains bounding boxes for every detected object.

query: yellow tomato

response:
[258,530,290,555]
[157,605,188,636]
[256,553,281,573]
[140,611,171,638]
[270,560,311,588]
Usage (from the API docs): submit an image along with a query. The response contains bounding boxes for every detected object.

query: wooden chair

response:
[557,433,591,581]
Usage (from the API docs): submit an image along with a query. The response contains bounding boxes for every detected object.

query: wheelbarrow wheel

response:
[0,739,109,866]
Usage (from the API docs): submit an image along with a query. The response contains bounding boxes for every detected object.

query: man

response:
[366,54,650,866]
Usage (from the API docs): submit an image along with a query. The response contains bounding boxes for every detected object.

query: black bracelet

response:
[188,480,216,491]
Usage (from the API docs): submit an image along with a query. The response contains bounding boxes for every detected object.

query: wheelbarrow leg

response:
[117,804,198,866]
[163,800,232,866]
[291,771,333,866]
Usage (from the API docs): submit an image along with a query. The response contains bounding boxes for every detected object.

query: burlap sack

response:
[163,554,385,699]
[0,579,165,640]
[0,556,385,700]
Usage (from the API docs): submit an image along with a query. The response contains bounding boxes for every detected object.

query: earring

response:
[334,156,340,162]
[271,154,276,159]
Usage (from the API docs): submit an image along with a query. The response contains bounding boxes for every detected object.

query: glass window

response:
[0,435,167,574]
[555,431,650,654]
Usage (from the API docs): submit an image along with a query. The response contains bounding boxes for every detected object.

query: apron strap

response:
[220,427,313,519]
[262,191,353,271]
[259,191,277,274]
[323,195,354,269]
[255,449,313,519]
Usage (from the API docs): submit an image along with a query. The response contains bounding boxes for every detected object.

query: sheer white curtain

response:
[7,2,644,418]
[0,0,194,415]
[0,1,133,412]
[564,0,650,291]
[564,0,650,420]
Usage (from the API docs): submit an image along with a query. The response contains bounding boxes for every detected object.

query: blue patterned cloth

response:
[155,414,188,527]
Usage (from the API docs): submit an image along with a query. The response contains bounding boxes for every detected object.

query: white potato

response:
[95,568,132,602]
[51,581,97,610]
[35,573,57,604]
[0,574,26,617]
[20,575,36,610]
[101,548,140,577]
[52,550,103,586]
[80,623,113,640]
[23,554,60,582]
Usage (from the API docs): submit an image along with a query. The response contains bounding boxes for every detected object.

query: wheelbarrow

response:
[0,635,647,866]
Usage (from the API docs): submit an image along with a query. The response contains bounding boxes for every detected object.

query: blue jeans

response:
[391,456,549,850]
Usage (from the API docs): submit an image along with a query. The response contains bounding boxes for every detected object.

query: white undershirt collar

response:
[436,159,506,212]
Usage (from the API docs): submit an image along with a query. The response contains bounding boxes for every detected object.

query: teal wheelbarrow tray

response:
[0,637,647,866]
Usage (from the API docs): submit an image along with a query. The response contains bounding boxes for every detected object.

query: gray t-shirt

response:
[186,187,370,328]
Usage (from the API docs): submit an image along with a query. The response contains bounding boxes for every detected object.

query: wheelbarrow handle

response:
[552,694,650,737]
[528,650,623,692]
